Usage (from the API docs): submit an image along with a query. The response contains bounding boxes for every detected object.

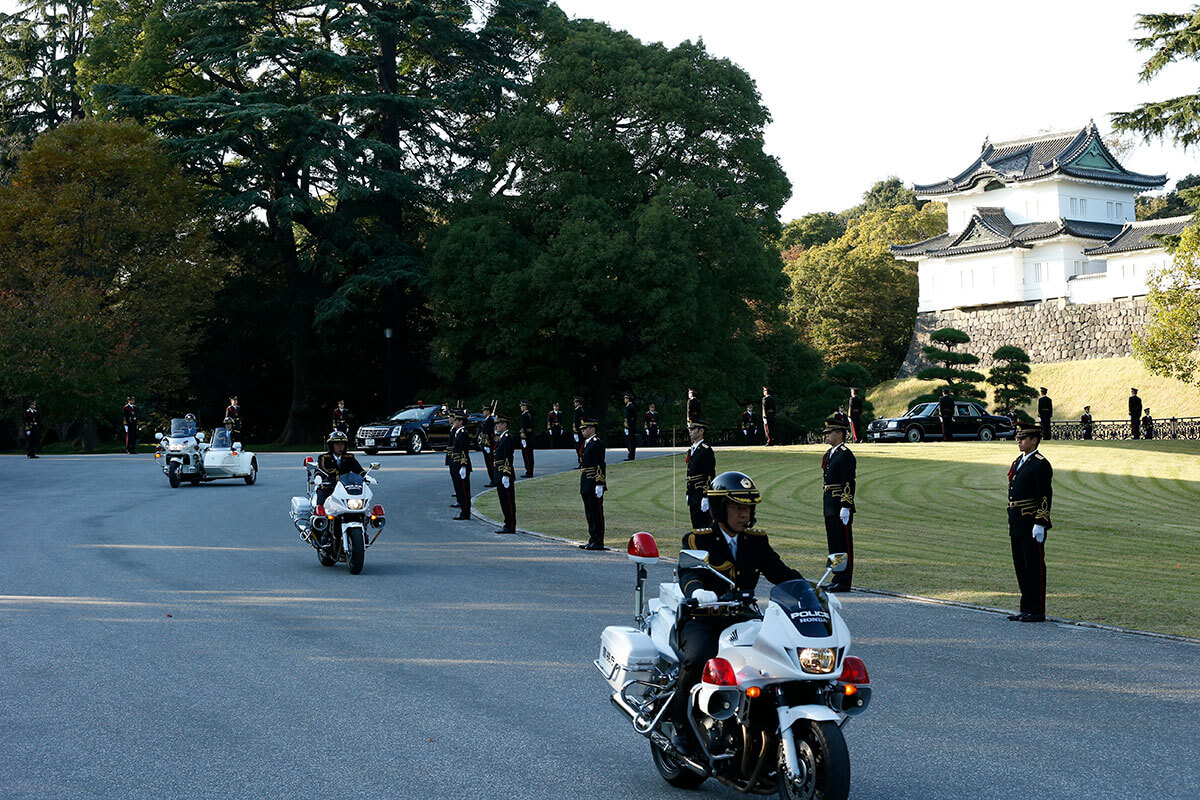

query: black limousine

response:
[356,405,484,455]
[866,401,1016,442]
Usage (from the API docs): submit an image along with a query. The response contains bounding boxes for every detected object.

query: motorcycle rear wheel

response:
[346,527,365,575]
[777,721,849,800]
[650,736,706,789]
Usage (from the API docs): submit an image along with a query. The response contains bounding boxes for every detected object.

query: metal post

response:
[383,327,394,411]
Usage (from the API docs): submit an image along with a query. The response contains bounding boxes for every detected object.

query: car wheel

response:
[978,426,995,442]
[408,431,425,455]
[905,426,923,443]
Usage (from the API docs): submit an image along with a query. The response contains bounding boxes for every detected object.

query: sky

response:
[3,0,1197,220]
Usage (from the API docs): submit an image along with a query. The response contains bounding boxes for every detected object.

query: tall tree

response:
[428,12,797,424]
[0,119,219,448]
[780,211,844,251]
[841,176,923,223]
[84,0,546,442]
[914,328,985,404]
[1113,7,1200,148]
[987,345,1038,419]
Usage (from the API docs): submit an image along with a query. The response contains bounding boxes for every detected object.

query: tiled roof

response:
[913,123,1166,196]
[1082,215,1193,256]
[892,209,1123,259]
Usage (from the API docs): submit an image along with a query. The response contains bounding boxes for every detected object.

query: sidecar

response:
[200,427,259,485]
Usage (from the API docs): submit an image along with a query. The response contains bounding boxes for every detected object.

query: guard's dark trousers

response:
[1009,525,1046,616]
[521,444,534,477]
[451,468,471,516]
[498,480,516,529]
[689,505,709,530]
[824,513,854,587]
[582,493,605,547]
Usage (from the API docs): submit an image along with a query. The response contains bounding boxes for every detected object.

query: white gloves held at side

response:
[693,589,718,604]
[459,467,467,480]
[839,508,851,526]
[595,485,604,499]
[1032,525,1046,543]
[501,476,510,489]
[700,497,709,512]
[520,440,527,449]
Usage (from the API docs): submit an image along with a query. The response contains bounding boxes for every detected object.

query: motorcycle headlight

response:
[797,648,836,674]
[346,499,365,510]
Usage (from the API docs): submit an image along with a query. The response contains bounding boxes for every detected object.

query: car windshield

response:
[769,579,832,638]
[904,403,936,418]
[170,418,196,437]
[387,407,433,423]
[211,428,233,448]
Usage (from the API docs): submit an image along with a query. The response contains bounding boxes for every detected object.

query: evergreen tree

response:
[987,345,1038,420]
[914,328,985,404]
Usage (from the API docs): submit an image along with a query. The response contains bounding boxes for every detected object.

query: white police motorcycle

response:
[289,457,386,575]
[154,417,208,488]
[596,535,870,799]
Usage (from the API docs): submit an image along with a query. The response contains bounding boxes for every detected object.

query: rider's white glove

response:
[595,485,604,499]
[459,466,467,480]
[1032,524,1046,543]
[520,439,527,449]
[693,589,718,604]
[123,425,128,432]
[502,476,510,489]
[839,508,851,526]
[700,497,709,512]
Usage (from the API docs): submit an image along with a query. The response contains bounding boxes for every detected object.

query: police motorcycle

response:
[289,457,386,575]
[596,537,870,799]
[153,415,208,488]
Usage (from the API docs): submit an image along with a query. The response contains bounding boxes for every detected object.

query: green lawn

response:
[478,441,1200,638]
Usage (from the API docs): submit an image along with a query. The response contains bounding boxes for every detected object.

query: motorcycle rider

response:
[315,430,366,506]
[670,471,804,754]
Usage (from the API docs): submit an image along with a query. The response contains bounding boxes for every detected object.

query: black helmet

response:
[184,413,196,422]
[223,416,235,425]
[705,471,762,527]
[327,430,349,449]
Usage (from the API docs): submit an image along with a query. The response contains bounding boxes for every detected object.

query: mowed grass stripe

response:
[477,441,1200,637]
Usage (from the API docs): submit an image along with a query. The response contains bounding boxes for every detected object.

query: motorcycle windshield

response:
[170,418,197,437]
[769,580,833,638]
[211,429,233,448]
[339,474,365,495]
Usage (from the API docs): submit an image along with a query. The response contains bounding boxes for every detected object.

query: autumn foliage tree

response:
[0,119,219,448]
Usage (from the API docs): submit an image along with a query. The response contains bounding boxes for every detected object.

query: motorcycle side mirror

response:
[154,432,163,441]
[679,549,735,587]
[828,553,848,573]
[369,462,381,471]
[196,432,206,442]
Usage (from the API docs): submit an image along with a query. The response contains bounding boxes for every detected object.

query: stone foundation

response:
[898,297,1150,377]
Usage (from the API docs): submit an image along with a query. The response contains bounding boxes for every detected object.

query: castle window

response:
[1034,263,1043,283]
[1070,198,1077,215]
[1106,201,1114,219]
[1080,199,1088,216]
[1116,202,1124,219]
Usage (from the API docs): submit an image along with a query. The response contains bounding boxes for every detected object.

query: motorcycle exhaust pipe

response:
[648,730,710,778]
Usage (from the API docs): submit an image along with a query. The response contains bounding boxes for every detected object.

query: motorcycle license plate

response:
[365,438,375,446]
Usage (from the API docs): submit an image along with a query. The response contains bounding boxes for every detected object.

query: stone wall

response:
[898,297,1149,377]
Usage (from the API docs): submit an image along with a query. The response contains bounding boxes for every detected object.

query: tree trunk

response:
[271,214,315,446]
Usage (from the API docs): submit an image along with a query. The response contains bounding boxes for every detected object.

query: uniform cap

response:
[494,412,511,423]
[1016,422,1042,438]
[580,417,600,428]
[823,415,849,434]
[687,419,708,429]
[450,408,469,420]
[573,395,585,402]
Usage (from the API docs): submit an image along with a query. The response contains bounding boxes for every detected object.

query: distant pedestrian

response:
[849,388,864,443]
[686,389,702,428]
[761,386,777,446]
[24,400,41,459]
[331,400,352,436]
[578,418,607,551]
[623,392,637,461]
[644,403,660,447]
[1006,422,1052,623]
[1037,388,1052,440]
[938,388,955,442]
[519,401,535,477]
[122,396,138,454]
[1142,409,1155,440]
[494,413,517,533]
[1080,405,1093,440]
[1129,388,1142,439]
[822,415,856,592]
[547,403,564,449]
[685,420,716,529]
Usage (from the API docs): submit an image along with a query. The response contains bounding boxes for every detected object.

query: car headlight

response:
[346,499,365,510]
[797,648,836,674]
[887,421,900,429]
[391,427,403,437]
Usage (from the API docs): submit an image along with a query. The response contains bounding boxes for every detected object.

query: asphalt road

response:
[2,449,1198,799]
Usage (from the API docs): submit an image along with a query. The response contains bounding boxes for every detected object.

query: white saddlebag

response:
[290,496,313,519]
[598,626,658,691]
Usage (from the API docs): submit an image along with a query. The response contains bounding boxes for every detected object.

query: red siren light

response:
[626,532,659,565]
[702,657,738,686]
[838,656,870,685]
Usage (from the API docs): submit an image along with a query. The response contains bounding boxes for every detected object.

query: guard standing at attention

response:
[938,388,955,442]
[519,401,535,477]
[821,416,856,592]
[686,389,702,427]
[685,420,716,529]
[547,402,564,449]
[24,400,41,459]
[644,403,660,447]
[578,418,607,550]
[331,400,351,436]
[572,396,587,466]
[123,396,138,454]
[480,401,498,487]
[849,388,864,443]
[225,396,242,441]
[1007,422,1052,622]
[1142,408,1155,440]
[449,410,472,520]
[1129,388,1142,439]
[494,413,517,533]
[761,386,776,446]
[740,404,757,444]
[832,404,850,430]
[1037,387,1053,440]
[623,392,638,461]
[1080,406,1093,440]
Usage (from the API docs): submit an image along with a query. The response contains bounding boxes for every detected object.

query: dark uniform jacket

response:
[685,440,716,507]
[1007,450,1052,531]
[1129,395,1143,417]
[849,395,863,417]
[450,426,472,472]
[547,410,563,432]
[761,394,776,419]
[1080,412,1092,427]
[24,406,40,432]
[579,435,607,494]
[225,404,242,431]
[520,411,534,443]
[480,414,496,453]
[1038,396,1053,419]
[332,406,350,432]
[644,409,658,433]
[938,395,955,420]
[832,411,850,429]
[123,403,137,427]
[741,411,755,430]
[572,406,586,439]
[822,443,856,516]
[679,527,803,601]
[624,402,637,432]
[317,452,366,484]
[495,430,516,477]
[687,397,702,424]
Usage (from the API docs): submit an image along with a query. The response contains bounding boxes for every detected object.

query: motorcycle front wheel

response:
[167,463,181,489]
[777,721,849,800]
[650,736,706,789]
[346,527,365,575]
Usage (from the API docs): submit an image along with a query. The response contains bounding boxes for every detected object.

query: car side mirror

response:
[827,552,848,573]
[154,432,163,441]
[196,432,206,442]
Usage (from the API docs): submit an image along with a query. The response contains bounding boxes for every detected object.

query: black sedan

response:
[355,405,484,455]
[866,401,1015,443]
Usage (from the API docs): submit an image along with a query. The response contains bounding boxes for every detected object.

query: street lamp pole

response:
[384,327,394,412]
